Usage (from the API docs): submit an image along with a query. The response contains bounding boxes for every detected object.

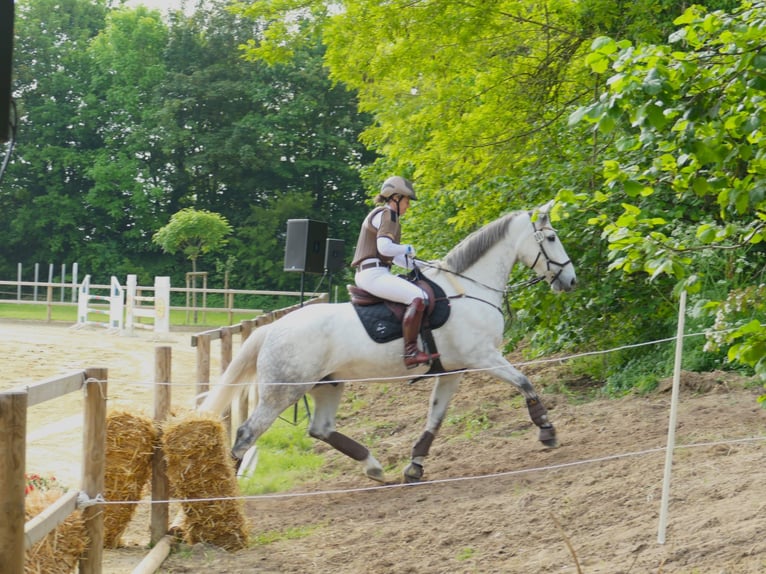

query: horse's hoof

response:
[365,467,386,483]
[539,425,558,448]
[403,462,423,483]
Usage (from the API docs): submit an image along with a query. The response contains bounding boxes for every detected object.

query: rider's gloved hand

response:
[404,244,416,257]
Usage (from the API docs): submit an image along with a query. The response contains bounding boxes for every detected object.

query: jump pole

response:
[657,289,687,544]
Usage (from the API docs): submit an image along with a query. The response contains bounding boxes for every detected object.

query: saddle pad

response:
[352,278,450,344]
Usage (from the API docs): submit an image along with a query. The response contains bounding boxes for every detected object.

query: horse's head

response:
[521,201,577,293]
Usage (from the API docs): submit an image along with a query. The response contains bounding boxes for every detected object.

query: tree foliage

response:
[152,207,232,274]
[571,1,766,382]
[4,0,371,290]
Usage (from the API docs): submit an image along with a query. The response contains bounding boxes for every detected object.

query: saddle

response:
[348,275,451,345]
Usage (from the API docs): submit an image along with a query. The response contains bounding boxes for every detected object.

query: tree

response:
[570,2,766,384]
[152,207,233,275]
[1,0,109,272]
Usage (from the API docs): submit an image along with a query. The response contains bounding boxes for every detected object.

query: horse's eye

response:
[547,235,556,242]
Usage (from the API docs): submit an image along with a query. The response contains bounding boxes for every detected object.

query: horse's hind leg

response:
[403,373,463,483]
[308,382,385,483]
[232,381,311,461]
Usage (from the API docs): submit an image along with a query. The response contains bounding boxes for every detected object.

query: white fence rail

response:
[0,277,325,325]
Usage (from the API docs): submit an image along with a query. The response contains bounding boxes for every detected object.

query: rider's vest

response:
[352,206,402,268]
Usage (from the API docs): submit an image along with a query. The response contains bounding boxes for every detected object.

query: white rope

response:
[97,435,765,507]
[118,326,749,390]
[76,491,106,508]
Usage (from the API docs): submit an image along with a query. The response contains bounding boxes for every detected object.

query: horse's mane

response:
[443,211,521,274]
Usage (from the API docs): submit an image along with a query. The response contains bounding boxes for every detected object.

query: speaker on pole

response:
[283,219,328,274]
[0,0,13,144]
[324,238,345,272]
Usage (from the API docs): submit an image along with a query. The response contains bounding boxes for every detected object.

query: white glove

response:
[404,244,416,257]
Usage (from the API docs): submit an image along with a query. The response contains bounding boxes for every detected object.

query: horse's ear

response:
[536,200,555,223]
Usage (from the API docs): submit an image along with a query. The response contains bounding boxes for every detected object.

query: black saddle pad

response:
[352,277,450,344]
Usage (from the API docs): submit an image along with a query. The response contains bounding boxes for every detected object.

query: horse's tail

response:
[196,323,270,416]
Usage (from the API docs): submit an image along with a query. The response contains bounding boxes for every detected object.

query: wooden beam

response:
[7,371,84,406]
[24,489,79,549]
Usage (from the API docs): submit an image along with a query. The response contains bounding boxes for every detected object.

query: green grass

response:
[250,524,321,545]
[238,401,326,495]
[0,301,259,328]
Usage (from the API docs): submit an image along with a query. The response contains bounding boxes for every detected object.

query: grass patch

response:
[0,302,258,328]
[238,406,325,495]
[250,524,321,546]
[445,407,493,439]
[456,547,476,561]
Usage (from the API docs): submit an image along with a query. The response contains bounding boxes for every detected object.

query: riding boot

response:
[403,297,440,369]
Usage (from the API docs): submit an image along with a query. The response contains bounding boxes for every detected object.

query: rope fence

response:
[91,434,765,507]
[103,325,757,391]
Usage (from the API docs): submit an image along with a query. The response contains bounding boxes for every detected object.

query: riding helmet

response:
[380,176,417,201]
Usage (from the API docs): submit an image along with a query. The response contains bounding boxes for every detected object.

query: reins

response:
[414,216,571,317]
[415,260,537,317]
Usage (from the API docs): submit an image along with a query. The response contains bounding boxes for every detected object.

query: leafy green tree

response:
[85,6,171,269]
[145,2,373,289]
[152,207,233,276]
[570,2,766,384]
[1,0,109,273]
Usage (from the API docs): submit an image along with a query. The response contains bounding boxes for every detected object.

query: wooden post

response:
[220,327,233,436]
[80,368,107,574]
[0,392,27,574]
[196,334,210,406]
[46,283,53,323]
[151,347,171,545]
[238,321,253,425]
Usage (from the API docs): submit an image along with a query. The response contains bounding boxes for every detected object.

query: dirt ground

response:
[2,320,765,573]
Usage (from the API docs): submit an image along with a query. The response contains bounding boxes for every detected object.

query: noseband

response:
[529,218,572,286]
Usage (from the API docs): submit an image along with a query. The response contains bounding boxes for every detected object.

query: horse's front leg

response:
[403,373,463,483]
[308,382,385,483]
[488,355,558,447]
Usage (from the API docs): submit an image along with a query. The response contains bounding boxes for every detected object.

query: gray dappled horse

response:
[198,201,576,483]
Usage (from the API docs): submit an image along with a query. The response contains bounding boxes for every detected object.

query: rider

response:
[352,175,440,369]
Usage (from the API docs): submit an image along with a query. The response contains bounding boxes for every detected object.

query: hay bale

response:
[162,411,248,551]
[103,410,157,548]
[25,488,88,574]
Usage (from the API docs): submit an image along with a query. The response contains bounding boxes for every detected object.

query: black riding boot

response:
[403,297,440,369]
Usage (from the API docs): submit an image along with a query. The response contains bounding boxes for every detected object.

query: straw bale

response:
[103,410,157,548]
[162,411,248,551]
[25,488,88,574]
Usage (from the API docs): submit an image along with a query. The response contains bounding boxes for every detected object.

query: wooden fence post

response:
[151,347,171,545]
[80,368,107,574]
[220,327,232,436]
[195,335,210,407]
[0,392,27,574]
[238,321,254,425]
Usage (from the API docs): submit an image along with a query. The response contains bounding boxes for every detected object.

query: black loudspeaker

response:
[0,0,13,143]
[324,238,345,272]
[284,219,328,274]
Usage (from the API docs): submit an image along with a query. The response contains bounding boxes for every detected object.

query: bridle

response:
[415,215,572,316]
[528,216,573,288]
